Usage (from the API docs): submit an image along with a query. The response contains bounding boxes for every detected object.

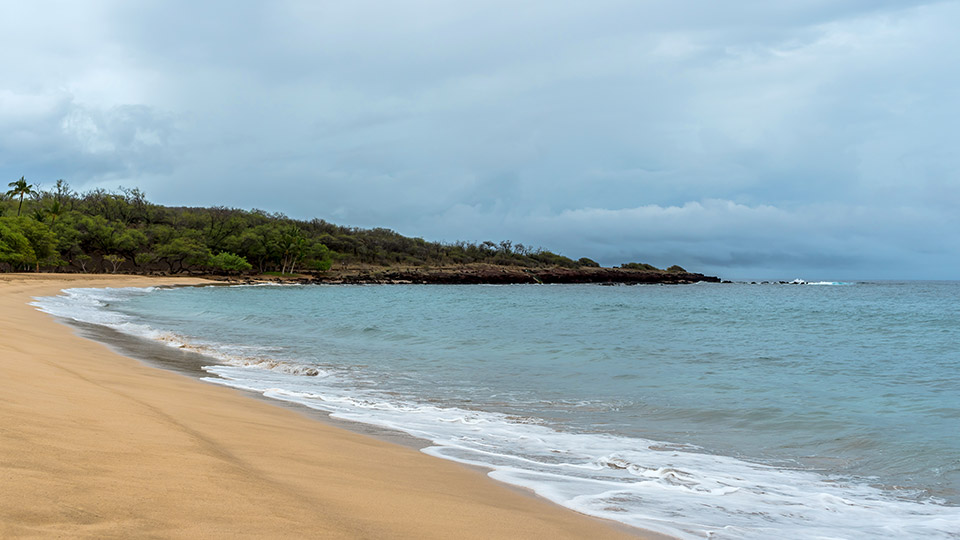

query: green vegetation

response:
[1,179,640,275]
[7,177,37,217]
[620,262,661,271]
[210,252,254,274]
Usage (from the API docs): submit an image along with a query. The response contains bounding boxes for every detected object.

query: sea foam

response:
[200,364,960,539]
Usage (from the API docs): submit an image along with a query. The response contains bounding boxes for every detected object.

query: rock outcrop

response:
[313,266,720,285]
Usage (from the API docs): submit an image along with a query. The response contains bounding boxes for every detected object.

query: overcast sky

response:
[2,1,958,279]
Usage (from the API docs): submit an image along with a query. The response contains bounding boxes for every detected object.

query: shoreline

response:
[218,264,721,285]
[63,316,436,454]
[0,274,668,539]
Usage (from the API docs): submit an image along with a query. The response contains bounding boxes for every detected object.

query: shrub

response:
[209,251,252,273]
[620,262,660,271]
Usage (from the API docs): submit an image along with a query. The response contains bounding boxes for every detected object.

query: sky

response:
[1,1,958,280]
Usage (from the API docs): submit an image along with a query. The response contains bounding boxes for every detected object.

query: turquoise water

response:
[35,282,960,538]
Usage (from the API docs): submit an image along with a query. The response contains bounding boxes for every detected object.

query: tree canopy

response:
[0,178,664,275]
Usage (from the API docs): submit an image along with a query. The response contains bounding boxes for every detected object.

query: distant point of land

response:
[226,263,719,285]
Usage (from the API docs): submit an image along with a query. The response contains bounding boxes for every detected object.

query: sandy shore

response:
[0,274,660,539]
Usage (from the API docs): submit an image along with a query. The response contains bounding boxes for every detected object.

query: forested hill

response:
[0,179,705,281]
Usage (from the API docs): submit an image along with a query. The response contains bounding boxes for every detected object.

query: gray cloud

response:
[0,91,176,186]
[2,0,958,278]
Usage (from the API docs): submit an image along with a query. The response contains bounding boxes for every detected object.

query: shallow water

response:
[33,281,960,538]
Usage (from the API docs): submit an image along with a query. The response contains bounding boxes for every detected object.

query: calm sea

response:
[34,281,960,538]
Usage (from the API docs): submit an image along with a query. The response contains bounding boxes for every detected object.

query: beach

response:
[0,274,649,539]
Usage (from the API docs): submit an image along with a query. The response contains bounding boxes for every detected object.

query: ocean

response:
[33,281,960,538]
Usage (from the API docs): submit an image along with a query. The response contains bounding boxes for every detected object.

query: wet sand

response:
[0,274,663,539]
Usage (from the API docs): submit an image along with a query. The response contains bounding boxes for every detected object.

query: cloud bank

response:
[2,1,958,278]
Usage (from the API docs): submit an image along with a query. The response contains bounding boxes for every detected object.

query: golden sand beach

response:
[0,274,660,539]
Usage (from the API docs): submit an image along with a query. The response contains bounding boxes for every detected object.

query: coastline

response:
[203,263,721,285]
[0,274,663,539]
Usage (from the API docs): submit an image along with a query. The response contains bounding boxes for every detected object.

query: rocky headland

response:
[213,264,720,285]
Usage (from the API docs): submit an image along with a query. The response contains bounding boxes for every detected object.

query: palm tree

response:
[6,177,36,217]
[47,200,64,223]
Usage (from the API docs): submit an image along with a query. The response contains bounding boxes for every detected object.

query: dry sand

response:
[0,274,661,539]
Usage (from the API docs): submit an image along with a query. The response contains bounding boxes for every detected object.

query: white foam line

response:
[205,368,960,539]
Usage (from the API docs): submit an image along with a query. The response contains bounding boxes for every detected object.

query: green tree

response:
[278,226,307,274]
[156,237,211,273]
[11,217,58,272]
[6,177,36,217]
[77,215,122,253]
[227,224,282,273]
[0,219,33,269]
[75,254,92,272]
[209,252,252,274]
[115,228,147,256]
[103,254,125,273]
[52,179,75,209]
[303,240,333,272]
[77,215,146,257]
[134,252,158,269]
[52,212,83,264]
[47,200,65,223]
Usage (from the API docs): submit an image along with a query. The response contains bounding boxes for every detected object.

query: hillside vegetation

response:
[1,179,679,276]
